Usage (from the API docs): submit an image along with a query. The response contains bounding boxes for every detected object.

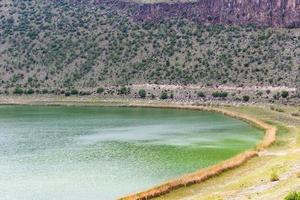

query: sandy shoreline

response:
[0,95,277,200]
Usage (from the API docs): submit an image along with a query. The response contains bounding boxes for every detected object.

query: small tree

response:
[243,95,250,102]
[26,89,34,94]
[160,92,168,100]
[14,87,23,95]
[270,171,279,182]
[220,92,228,98]
[138,89,146,98]
[212,91,220,97]
[42,89,48,94]
[119,86,130,95]
[212,91,228,98]
[71,89,78,95]
[197,92,205,97]
[281,90,289,98]
[170,93,174,99]
[97,87,104,94]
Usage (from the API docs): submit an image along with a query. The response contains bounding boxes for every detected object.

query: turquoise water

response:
[0,105,263,200]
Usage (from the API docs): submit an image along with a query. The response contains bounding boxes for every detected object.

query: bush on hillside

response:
[212,91,228,98]
[242,95,250,102]
[42,89,48,94]
[118,86,130,95]
[70,89,78,95]
[26,89,34,94]
[79,91,91,96]
[170,93,174,99]
[270,171,279,182]
[14,87,23,95]
[291,113,300,117]
[138,89,146,98]
[97,87,105,94]
[197,92,205,97]
[160,92,168,100]
[281,90,289,98]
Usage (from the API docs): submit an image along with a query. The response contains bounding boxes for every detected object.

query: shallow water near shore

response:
[0,105,263,200]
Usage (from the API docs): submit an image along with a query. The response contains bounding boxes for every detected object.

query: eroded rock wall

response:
[130,0,300,27]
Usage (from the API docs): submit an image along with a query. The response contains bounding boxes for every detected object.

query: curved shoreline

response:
[0,96,277,200]
[119,104,277,200]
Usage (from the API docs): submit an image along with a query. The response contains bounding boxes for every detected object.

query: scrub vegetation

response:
[285,192,300,200]
[0,0,299,95]
[270,170,279,182]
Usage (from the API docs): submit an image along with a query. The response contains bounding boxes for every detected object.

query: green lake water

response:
[0,105,263,200]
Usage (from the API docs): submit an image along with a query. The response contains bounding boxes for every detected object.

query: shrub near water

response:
[212,91,228,98]
[118,87,131,95]
[70,89,79,95]
[242,95,250,102]
[281,90,289,98]
[138,89,146,98]
[284,192,300,200]
[160,92,168,99]
[97,87,105,94]
[270,170,279,182]
[197,92,205,98]
[14,87,23,95]
[26,89,34,94]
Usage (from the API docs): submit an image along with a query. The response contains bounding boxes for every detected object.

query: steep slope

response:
[0,0,299,94]
[131,0,300,28]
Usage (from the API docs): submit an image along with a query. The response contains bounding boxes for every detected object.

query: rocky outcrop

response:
[129,0,300,27]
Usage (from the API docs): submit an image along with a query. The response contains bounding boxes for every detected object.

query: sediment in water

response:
[0,97,276,200]
[119,104,276,200]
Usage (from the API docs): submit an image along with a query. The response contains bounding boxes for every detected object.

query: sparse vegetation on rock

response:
[281,90,289,98]
[97,87,105,94]
[270,171,279,182]
[138,89,146,98]
[0,0,298,94]
[160,91,168,99]
[243,95,250,102]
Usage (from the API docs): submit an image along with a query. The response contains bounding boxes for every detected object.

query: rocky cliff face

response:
[128,0,300,27]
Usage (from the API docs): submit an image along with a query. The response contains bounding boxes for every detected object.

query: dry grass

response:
[120,151,258,200]
[270,171,280,182]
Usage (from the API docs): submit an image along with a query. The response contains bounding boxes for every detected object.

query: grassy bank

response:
[153,105,300,200]
[117,105,276,199]
[0,95,298,199]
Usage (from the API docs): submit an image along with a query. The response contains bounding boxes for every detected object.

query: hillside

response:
[132,0,300,28]
[0,0,299,100]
